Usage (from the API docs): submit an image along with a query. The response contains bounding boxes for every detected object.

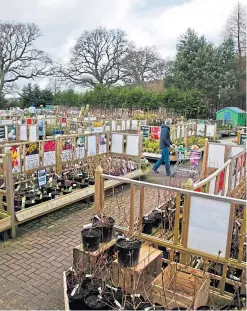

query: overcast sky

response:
[0,0,240,90]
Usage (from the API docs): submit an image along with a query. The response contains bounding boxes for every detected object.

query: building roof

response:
[217,107,246,114]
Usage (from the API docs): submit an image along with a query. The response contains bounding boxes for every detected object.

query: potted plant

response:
[116,237,142,267]
[92,215,115,243]
[142,215,155,234]
[81,227,101,252]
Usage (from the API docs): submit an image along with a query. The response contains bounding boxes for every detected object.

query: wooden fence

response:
[0,132,144,237]
[0,131,142,176]
[94,166,246,296]
[195,140,246,196]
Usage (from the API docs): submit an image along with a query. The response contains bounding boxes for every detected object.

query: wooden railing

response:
[199,139,246,196]
[94,168,246,296]
[0,131,142,176]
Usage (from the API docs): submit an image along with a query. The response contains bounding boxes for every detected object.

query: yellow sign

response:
[93,121,103,127]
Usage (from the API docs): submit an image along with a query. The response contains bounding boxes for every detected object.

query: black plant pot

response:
[68,284,90,310]
[196,306,211,310]
[42,195,51,202]
[84,294,108,310]
[51,191,60,199]
[14,206,22,212]
[158,246,169,259]
[142,216,154,234]
[88,179,95,185]
[45,186,54,194]
[51,187,61,193]
[14,198,22,208]
[72,182,78,189]
[116,238,141,267]
[35,196,43,205]
[25,194,34,201]
[57,178,66,186]
[74,176,84,183]
[102,286,123,305]
[78,182,88,189]
[152,211,162,227]
[25,200,35,208]
[92,216,115,243]
[82,228,101,252]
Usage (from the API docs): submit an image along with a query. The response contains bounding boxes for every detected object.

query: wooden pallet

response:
[112,244,162,294]
[73,239,116,275]
[151,262,210,310]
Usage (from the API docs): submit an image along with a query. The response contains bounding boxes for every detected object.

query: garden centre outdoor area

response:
[0,1,246,310]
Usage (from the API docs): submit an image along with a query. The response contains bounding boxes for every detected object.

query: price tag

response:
[49,193,51,198]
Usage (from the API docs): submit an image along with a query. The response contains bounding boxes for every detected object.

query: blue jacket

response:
[160,124,172,148]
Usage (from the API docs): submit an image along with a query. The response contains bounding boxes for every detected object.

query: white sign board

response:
[188,196,231,257]
[29,125,38,142]
[126,135,139,156]
[20,125,27,141]
[87,135,97,156]
[131,120,138,130]
[206,125,216,137]
[111,133,124,154]
[197,124,205,136]
[207,144,225,168]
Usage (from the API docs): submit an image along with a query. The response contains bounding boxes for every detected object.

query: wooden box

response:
[112,244,162,294]
[151,262,210,310]
[73,239,116,276]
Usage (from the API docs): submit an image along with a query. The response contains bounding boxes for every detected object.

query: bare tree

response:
[0,22,52,96]
[121,46,166,84]
[224,2,246,69]
[55,27,130,88]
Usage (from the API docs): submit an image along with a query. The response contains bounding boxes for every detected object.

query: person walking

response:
[152,119,174,176]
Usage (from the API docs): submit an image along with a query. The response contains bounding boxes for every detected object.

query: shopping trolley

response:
[172,147,202,177]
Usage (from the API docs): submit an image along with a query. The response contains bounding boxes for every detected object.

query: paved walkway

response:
[0,184,163,310]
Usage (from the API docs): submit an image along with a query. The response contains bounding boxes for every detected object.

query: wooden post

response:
[227,160,234,196]
[94,166,103,215]
[237,130,241,145]
[184,126,188,146]
[219,203,235,294]
[170,193,181,261]
[5,152,16,238]
[129,184,135,235]
[138,186,144,233]
[138,133,142,169]
[180,179,193,264]
[106,132,110,157]
[238,206,246,262]
[56,136,62,175]
[201,138,209,178]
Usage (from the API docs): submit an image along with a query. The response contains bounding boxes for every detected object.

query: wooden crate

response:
[112,244,162,294]
[73,239,116,275]
[151,262,210,310]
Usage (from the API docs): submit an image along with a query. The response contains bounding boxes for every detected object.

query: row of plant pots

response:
[67,272,232,310]
[2,171,95,212]
[67,274,169,310]
[142,209,182,235]
[81,215,142,268]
